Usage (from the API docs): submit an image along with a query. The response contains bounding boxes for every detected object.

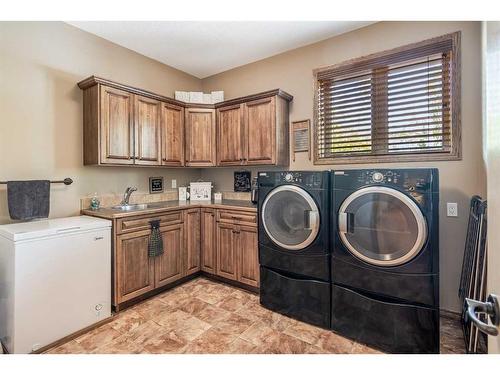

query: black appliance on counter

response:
[258,170,331,329]
[330,169,440,353]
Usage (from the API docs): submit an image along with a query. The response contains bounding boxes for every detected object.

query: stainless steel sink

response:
[111,204,149,211]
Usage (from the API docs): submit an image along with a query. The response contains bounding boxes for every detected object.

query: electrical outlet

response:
[447,202,458,217]
[171,179,177,189]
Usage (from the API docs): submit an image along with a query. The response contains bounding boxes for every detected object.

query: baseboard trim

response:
[35,315,115,354]
[115,272,201,312]
[201,272,259,294]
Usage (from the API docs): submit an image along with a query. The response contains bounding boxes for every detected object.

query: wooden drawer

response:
[116,210,184,234]
[217,209,257,227]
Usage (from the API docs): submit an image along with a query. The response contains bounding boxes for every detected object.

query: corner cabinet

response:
[160,102,184,166]
[78,76,292,168]
[185,107,216,167]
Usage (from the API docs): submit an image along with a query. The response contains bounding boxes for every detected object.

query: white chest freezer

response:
[0,215,112,353]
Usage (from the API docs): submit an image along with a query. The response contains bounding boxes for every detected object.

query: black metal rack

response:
[459,195,488,354]
[0,178,73,185]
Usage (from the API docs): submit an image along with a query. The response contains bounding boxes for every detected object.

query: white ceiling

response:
[68,21,374,78]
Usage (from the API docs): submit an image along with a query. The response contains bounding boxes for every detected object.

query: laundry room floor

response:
[45,277,465,354]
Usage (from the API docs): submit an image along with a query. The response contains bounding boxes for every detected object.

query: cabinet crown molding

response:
[77,75,293,108]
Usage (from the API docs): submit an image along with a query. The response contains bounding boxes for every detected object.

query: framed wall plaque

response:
[149,177,164,194]
[291,119,311,161]
[234,171,251,192]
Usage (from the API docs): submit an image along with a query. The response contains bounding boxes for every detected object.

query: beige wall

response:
[201,21,486,312]
[0,22,202,224]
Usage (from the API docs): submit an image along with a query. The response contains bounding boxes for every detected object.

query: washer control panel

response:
[351,170,431,191]
[357,170,402,185]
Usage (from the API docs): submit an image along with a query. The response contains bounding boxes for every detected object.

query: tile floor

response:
[46,277,465,354]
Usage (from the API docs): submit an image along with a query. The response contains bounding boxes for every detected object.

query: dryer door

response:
[338,186,427,267]
[261,185,320,250]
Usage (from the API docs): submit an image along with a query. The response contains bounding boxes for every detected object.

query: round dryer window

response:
[338,186,427,267]
[261,185,320,250]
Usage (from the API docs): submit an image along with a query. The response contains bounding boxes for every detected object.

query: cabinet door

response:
[217,104,244,166]
[184,208,201,276]
[237,225,260,288]
[134,95,161,165]
[244,96,276,165]
[161,103,184,166]
[216,222,238,280]
[185,108,216,167]
[100,85,134,164]
[116,230,155,303]
[155,224,184,288]
[201,208,217,274]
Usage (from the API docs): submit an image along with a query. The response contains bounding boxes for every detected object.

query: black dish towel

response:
[148,220,164,257]
[7,180,50,220]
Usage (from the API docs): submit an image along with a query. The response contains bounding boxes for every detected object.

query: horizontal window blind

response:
[315,32,460,163]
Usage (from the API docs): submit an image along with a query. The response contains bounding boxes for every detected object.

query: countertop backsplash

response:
[80,190,251,210]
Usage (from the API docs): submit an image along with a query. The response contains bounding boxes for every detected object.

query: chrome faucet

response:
[120,186,137,206]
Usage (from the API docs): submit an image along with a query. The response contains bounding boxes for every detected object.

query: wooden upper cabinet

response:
[134,95,161,165]
[154,224,184,288]
[217,104,244,166]
[161,103,184,166]
[215,93,291,167]
[100,85,134,165]
[244,97,276,165]
[184,208,201,276]
[116,230,155,304]
[79,77,292,167]
[185,107,216,167]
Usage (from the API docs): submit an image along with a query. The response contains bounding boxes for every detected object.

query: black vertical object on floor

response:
[459,196,488,354]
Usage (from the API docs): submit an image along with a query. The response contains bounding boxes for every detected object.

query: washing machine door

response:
[261,185,320,250]
[338,186,427,267]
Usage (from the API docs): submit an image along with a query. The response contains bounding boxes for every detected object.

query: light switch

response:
[447,202,458,217]
[171,179,177,189]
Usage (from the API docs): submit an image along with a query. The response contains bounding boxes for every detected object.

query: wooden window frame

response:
[313,32,461,165]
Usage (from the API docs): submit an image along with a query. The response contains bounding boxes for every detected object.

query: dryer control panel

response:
[258,171,328,189]
[334,169,437,193]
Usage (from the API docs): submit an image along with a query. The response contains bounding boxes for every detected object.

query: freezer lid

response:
[0,215,111,242]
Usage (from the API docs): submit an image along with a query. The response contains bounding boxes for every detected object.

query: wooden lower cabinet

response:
[184,208,201,276]
[154,224,184,288]
[113,207,258,308]
[215,219,259,288]
[237,225,259,287]
[116,229,155,304]
[216,222,238,280]
[201,208,217,274]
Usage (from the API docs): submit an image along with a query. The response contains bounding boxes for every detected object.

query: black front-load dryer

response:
[330,169,440,353]
[258,170,331,329]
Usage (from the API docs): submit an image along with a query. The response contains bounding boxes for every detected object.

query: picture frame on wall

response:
[149,177,164,194]
[234,171,251,192]
[291,119,311,161]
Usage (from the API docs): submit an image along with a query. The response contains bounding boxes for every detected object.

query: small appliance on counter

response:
[189,181,213,201]
[251,177,258,204]
[178,186,189,201]
[214,192,223,203]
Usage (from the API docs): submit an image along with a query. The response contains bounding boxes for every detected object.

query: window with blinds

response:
[314,32,461,164]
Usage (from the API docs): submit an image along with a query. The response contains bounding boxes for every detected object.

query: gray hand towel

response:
[7,180,50,220]
[148,220,164,257]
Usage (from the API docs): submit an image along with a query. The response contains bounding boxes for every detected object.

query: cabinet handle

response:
[231,216,240,220]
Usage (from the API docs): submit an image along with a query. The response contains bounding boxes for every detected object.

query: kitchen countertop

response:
[81,199,257,220]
